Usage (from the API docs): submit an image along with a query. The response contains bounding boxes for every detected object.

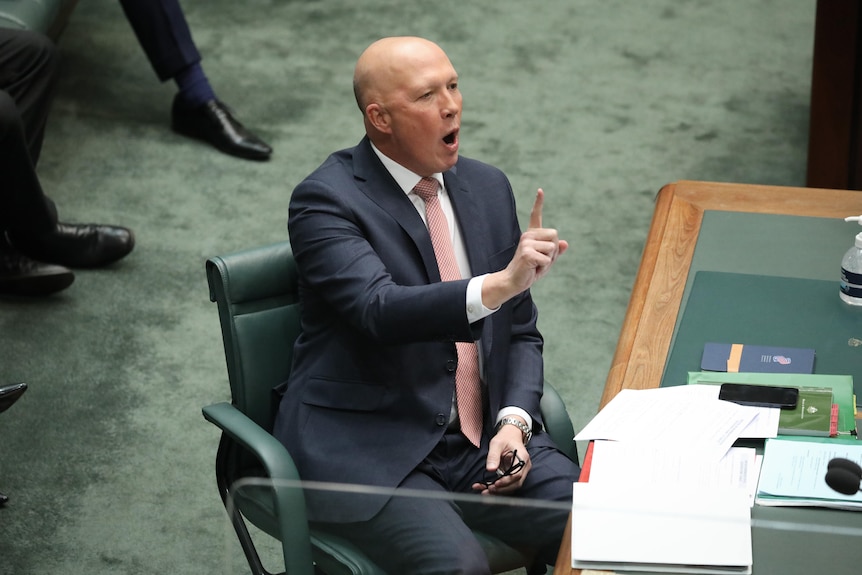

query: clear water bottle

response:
[840,215,862,306]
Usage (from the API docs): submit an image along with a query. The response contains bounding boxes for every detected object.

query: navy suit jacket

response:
[272,137,552,523]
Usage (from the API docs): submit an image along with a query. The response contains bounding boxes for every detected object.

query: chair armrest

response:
[202,402,315,575]
[203,401,302,483]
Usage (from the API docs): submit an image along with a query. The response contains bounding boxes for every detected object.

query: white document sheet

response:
[574,385,758,458]
[688,383,780,439]
[586,440,761,506]
[571,482,753,574]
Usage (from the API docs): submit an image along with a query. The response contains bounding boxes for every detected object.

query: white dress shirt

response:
[370,144,532,431]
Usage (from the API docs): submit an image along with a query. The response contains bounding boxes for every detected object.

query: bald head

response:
[351,36,462,175]
[353,37,452,113]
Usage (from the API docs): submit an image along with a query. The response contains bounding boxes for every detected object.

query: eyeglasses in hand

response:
[481,449,525,487]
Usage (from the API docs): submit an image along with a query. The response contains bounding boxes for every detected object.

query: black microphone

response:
[825,458,862,495]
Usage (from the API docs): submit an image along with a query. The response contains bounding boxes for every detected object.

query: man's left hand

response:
[471,421,531,494]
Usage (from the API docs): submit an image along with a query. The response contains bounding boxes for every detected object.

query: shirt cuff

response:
[496,406,533,431]
[466,274,499,324]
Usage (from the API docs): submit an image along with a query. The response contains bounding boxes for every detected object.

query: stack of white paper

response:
[572,483,753,574]
[586,441,760,506]
[571,386,756,574]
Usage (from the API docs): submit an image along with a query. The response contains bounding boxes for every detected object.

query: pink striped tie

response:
[413,177,483,448]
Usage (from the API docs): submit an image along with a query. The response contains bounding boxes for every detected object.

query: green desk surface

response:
[663,271,862,400]
[684,211,856,282]
[664,210,862,393]
[657,210,862,575]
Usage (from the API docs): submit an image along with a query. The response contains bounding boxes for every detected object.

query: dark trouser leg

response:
[0,28,58,163]
[0,90,58,236]
[312,433,578,574]
[431,432,578,569]
[313,469,492,575]
[0,28,59,235]
[461,442,579,567]
[117,0,201,81]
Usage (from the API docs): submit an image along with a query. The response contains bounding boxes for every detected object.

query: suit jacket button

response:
[446,359,456,373]
[435,414,447,426]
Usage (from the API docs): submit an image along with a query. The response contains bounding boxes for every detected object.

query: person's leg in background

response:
[0,29,134,297]
[0,29,73,296]
[117,0,273,161]
[0,87,72,296]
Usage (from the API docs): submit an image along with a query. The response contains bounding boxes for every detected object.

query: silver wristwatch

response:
[498,416,532,444]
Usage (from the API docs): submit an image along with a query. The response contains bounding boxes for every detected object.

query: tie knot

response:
[412,177,440,202]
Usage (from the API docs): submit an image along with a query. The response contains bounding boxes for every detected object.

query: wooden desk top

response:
[553,180,862,575]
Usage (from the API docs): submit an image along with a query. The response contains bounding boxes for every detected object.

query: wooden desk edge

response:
[554,180,862,575]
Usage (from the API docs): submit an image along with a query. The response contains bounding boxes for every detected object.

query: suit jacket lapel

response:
[443,168,495,358]
[443,169,491,276]
[353,139,441,282]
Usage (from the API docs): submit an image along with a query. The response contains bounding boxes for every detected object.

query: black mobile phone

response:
[718,383,798,409]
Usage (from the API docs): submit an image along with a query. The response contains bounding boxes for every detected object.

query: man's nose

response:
[441,93,460,117]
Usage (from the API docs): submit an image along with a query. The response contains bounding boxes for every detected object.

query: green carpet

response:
[0,1,815,573]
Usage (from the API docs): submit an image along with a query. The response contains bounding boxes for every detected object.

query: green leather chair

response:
[203,240,578,575]
[0,0,79,38]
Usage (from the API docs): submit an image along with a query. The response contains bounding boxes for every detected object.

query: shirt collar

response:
[370,142,445,195]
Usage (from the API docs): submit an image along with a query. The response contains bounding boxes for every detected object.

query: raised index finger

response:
[529,188,545,229]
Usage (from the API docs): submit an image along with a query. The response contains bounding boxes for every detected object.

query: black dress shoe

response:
[0,382,28,413]
[8,223,135,269]
[171,96,272,161]
[0,239,74,296]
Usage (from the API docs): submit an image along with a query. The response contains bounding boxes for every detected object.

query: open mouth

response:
[443,129,459,146]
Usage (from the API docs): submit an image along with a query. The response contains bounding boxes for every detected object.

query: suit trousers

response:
[118,0,201,82]
[313,430,579,575]
[0,29,58,235]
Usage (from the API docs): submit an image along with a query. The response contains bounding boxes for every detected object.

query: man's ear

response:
[366,103,391,134]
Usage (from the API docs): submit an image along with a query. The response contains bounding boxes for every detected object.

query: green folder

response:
[663,271,862,407]
[778,387,835,436]
[687,371,855,435]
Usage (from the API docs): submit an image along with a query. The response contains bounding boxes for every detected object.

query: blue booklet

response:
[701,342,815,374]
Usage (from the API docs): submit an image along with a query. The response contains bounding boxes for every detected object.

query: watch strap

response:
[498,416,532,444]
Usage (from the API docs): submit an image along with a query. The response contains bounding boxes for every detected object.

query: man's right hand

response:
[482,188,569,310]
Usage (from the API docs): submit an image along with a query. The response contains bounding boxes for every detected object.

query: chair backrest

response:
[540,382,579,466]
[206,241,301,433]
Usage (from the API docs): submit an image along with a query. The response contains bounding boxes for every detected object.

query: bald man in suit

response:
[273,37,580,574]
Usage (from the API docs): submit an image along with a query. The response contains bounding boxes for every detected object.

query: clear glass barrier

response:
[220,476,570,575]
[217,477,862,575]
